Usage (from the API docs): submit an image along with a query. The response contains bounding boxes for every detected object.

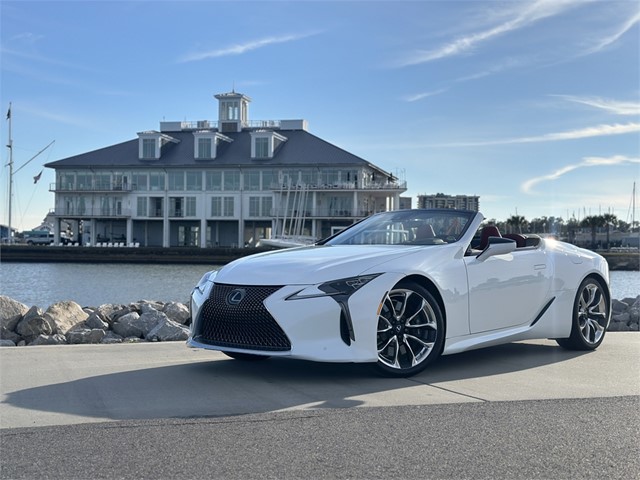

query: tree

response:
[581,215,606,249]
[506,215,528,234]
[602,213,617,249]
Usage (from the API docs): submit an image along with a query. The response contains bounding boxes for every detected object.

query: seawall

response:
[1,244,638,270]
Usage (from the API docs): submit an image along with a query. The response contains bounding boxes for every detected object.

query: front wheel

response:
[375,281,444,377]
[556,277,610,350]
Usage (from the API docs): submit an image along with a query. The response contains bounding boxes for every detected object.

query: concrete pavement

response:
[1,333,638,429]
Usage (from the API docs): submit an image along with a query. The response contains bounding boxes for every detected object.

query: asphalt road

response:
[1,334,639,479]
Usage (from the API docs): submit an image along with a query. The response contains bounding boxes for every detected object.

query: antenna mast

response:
[6,103,13,243]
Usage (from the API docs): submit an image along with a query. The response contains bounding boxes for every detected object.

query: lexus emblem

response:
[226,288,246,306]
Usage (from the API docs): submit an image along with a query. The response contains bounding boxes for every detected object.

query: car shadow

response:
[2,341,592,424]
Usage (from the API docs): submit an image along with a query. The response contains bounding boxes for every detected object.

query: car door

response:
[464,247,552,333]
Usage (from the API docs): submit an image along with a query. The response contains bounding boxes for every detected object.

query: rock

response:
[628,298,640,323]
[611,299,629,313]
[44,301,89,335]
[111,311,141,337]
[101,331,124,344]
[0,296,29,332]
[29,334,67,346]
[16,313,53,338]
[0,326,21,344]
[110,306,134,324]
[138,301,165,314]
[146,317,190,342]
[0,339,16,347]
[611,312,630,324]
[85,311,109,330]
[67,328,106,344]
[162,302,190,325]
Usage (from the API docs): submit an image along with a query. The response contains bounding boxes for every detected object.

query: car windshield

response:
[322,209,476,246]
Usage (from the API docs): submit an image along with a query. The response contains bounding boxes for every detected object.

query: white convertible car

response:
[188,209,611,377]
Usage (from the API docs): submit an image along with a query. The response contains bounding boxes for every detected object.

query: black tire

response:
[222,351,271,361]
[375,281,445,377]
[556,277,610,350]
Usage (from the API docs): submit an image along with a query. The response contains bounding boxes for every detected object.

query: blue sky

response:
[1,0,639,231]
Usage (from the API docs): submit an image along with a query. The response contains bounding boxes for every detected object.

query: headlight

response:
[318,274,381,296]
[194,270,218,295]
[287,273,381,300]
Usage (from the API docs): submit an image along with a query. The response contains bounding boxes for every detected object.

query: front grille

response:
[195,283,291,351]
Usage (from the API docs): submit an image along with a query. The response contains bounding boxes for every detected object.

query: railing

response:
[49,207,131,218]
[49,183,134,193]
[271,209,382,218]
[270,181,407,191]
[173,120,282,130]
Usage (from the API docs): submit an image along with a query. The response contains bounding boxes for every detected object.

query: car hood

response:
[214,244,427,285]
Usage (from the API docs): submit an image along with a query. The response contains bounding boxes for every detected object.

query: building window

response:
[186,197,196,217]
[254,137,269,158]
[150,197,163,217]
[137,197,147,216]
[76,173,92,190]
[149,172,165,191]
[245,171,260,191]
[95,174,110,190]
[211,197,221,216]
[170,197,183,217]
[223,197,234,217]
[249,197,260,216]
[186,171,202,191]
[197,137,213,159]
[223,171,240,191]
[206,171,222,191]
[132,173,148,191]
[262,170,276,190]
[168,171,184,191]
[142,138,156,159]
[262,197,273,217]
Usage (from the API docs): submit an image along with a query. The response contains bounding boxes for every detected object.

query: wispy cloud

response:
[585,9,640,54]
[552,95,640,116]
[396,0,582,67]
[522,155,640,193]
[402,88,447,102]
[179,31,321,63]
[433,123,640,147]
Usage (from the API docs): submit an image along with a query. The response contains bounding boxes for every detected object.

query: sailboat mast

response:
[6,102,12,244]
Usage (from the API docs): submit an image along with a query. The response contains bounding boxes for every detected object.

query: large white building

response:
[417,193,479,212]
[46,91,407,247]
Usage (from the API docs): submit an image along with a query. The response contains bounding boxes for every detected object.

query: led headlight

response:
[287,273,381,301]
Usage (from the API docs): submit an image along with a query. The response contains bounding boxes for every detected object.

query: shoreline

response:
[1,244,638,271]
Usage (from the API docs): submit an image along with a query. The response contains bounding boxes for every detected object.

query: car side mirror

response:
[476,237,517,261]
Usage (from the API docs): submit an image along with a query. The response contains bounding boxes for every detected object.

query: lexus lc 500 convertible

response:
[188,209,611,377]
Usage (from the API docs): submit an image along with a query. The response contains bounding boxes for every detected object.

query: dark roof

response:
[45,129,386,173]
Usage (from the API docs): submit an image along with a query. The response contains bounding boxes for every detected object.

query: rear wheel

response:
[222,351,271,361]
[375,281,444,377]
[557,277,610,350]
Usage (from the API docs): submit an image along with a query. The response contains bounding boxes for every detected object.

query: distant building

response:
[417,193,479,212]
[45,91,407,247]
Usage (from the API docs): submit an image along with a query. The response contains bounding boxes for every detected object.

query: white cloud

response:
[433,123,640,147]
[522,155,640,193]
[396,0,583,66]
[402,89,447,102]
[179,31,321,63]
[585,9,640,54]
[552,95,640,116]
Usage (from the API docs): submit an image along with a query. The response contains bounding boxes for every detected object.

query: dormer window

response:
[251,131,287,159]
[193,131,233,160]
[138,131,179,160]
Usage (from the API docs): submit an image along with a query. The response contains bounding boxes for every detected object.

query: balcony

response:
[49,207,131,218]
[49,182,134,193]
[270,181,407,192]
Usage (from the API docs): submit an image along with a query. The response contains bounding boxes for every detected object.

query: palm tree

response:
[506,215,527,234]
[581,215,606,249]
[602,213,617,249]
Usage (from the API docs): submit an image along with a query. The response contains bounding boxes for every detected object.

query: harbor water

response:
[1,262,638,309]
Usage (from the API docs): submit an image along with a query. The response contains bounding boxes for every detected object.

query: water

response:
[0,262,638,309]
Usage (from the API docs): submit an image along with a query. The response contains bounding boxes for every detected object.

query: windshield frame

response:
[319,209,478,247]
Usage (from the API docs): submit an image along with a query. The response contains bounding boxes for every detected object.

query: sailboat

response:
[259,181,316,249]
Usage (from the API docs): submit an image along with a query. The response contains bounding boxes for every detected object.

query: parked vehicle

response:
[188,209,611,377]
[23,230,54,245]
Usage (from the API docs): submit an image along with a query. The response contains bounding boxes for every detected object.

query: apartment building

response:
[45,91,407,247]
